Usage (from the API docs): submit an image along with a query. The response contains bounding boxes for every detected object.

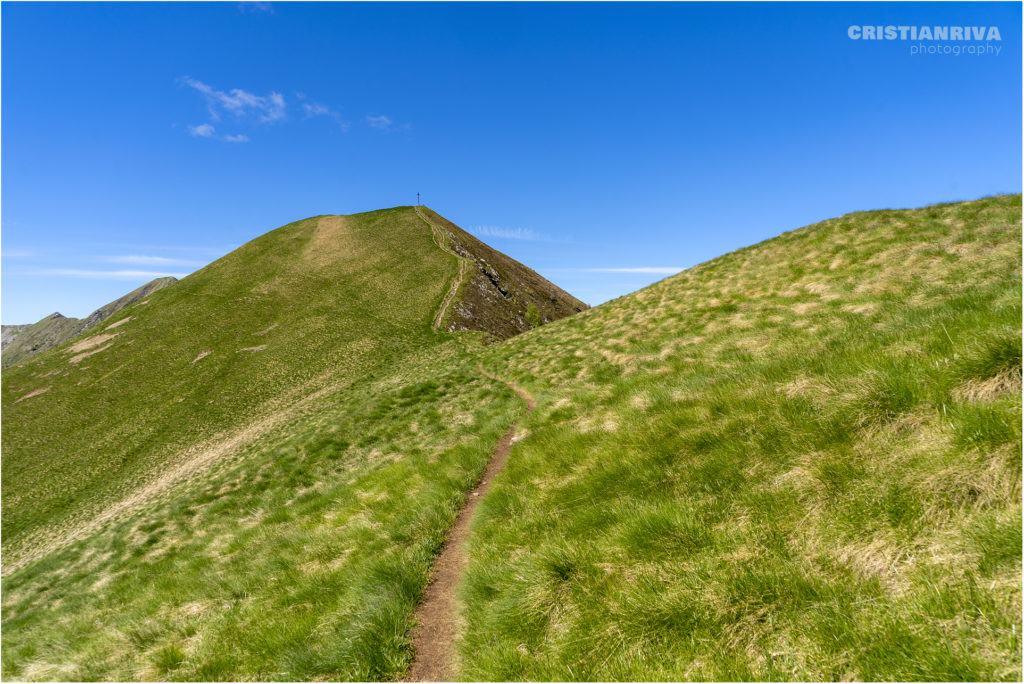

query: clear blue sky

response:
[3,1,1020,323]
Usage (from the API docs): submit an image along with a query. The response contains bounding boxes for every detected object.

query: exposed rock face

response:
[1,277,177,367]
[1,324,31,350]
[419,207,588,340]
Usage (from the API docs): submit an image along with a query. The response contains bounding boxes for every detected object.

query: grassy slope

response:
[3,195,1019,681]
[1,204,542,679]
[2,208,457,567]
[463,195,1022,680]
[2,339,525,680]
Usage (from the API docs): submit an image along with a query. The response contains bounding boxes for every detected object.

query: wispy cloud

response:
[470,225,556,242]
[1,249,34,258]
[94,242,236,257]
[27,269,189,280]
[187,123,249,143]
[189,123,216,138]
[181,80,391,141]
[303,103,329,117]
[366,114,393,130]
[572,267,685,274]
[181,77,286,124]
[238,1,273,13]
[103,255,205,267]
[302,100,350,130]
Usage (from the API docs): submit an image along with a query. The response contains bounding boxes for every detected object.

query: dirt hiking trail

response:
[406,364,535,681]
[415,206,470,333]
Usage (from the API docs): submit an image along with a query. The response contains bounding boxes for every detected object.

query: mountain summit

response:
[1,206,584,568]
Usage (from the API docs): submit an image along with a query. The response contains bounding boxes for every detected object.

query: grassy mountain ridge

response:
[1,206,580,572]
[1,195,1019,681]
[1,277,177,368]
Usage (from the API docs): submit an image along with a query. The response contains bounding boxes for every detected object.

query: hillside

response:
[1,207,581,573]
[1,195,1019,681]
[464,194,1022,680]
[0,277,177,368]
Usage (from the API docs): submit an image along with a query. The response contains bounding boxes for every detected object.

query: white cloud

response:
[101,243,236,257]
[471,225,550,242]
[238,1,273,13]
[28,269,189,280]
[303,102,350,130]
[576,267,684,274]
[303,103,329,117]
[366,114,392,130]
[187,123,248,143]
[103,255,204,267]
[180,79,363,140]
[1,249,34,258]
[189,123,216,137]
[181,77,286,123]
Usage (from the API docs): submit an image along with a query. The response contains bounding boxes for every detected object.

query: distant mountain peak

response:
[1,277,177,367]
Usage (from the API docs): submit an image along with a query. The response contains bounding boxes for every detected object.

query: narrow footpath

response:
[406,364,536,682]
[415,206,469,333]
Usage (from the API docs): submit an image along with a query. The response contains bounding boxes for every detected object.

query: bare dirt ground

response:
[406,364,535,681]
[104,317,133,331]
[15,387,51,403]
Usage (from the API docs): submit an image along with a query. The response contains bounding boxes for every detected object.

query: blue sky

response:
[2,1,1020,323]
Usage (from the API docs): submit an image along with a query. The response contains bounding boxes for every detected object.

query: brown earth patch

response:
[15,387,50,403]
[191,351,213,364]
[104,317,133,331]
[68,342,116,365]
[239,345,267,353]
[66,333,119,355]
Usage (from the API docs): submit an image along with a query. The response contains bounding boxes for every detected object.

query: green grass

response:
[2,208,460,567]
[461,194,1021,680]
[2,195,1020,681]
[2,339,527,680]
[1,203,582,680]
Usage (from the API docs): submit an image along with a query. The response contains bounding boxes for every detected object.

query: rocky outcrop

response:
[419,207,588,341]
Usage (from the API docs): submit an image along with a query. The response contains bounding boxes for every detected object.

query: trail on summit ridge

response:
[416,206,470,333]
